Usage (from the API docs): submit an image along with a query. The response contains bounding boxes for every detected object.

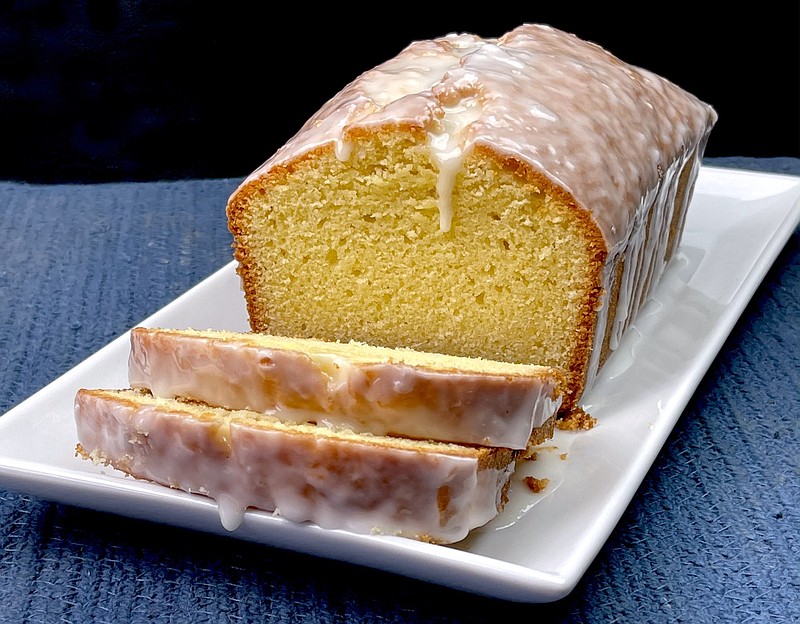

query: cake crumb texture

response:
[523,476,550,493]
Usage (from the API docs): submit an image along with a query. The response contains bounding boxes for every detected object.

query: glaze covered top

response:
[240,23,717,250]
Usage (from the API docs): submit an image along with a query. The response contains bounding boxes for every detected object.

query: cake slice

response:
[226,23,717,414]
[127,327,563,450]
[74,388,518,544]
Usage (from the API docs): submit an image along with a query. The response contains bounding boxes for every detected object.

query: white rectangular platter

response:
[1,166,798,603]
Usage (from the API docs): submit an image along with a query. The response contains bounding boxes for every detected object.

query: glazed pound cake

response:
[226,23,717,413]
[74,388,517,544]
[128,327,564,449]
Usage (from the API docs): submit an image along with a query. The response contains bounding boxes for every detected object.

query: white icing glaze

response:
[237,23,717,254]
[74,389,515,544]
[128,328,561,449]
[216,493,245,531]
[229,24,717,409]
[429,97,482,231]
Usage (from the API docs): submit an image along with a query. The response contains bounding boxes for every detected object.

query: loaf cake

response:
[74,388,517,544]
[128,326,563,449]
[226,23,717,412]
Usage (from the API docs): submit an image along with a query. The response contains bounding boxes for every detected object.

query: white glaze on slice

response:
[74,389,516,544]
[128,327,562,449]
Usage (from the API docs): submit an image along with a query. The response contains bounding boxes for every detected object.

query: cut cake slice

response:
[128,326,564,450]
[74,388,518,544]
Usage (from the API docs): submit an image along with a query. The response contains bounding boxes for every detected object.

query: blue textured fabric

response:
[0,159,797,623]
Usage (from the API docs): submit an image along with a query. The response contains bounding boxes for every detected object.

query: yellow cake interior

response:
[228,127,607,408]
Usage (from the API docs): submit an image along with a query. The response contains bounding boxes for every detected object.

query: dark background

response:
[1,2,798,183]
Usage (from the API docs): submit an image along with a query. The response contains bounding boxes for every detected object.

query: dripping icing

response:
[217,493,246,531]
[330,35,491,233]
[428,95,482,232]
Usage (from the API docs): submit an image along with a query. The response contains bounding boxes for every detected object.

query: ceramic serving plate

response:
[1,166,798,603]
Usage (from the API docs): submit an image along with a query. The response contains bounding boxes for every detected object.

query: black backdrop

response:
[1,2,798,183]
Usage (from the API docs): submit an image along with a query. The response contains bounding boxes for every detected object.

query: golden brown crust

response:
[665,149,700,263]
[598,255,625,369]
[477,145,608,411]
[526,414,557,448]
[523,476,550,493]
[557,209,607,411]
[556,407,597,431]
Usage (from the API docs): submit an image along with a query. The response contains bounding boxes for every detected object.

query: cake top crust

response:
[240,23,717,251]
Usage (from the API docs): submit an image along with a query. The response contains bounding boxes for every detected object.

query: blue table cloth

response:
[1,157,797,623]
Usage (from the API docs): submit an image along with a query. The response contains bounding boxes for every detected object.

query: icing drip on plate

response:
[216,492,246,531]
